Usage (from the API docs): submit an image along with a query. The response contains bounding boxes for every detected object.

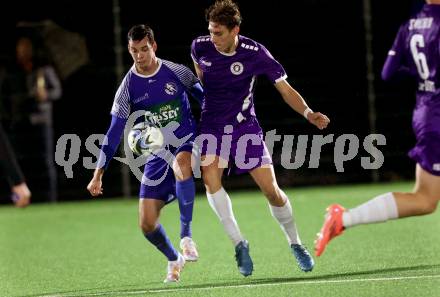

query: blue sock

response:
[176,177,195,238]
[144,224,178,261]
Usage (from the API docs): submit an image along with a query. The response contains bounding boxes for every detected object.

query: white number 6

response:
[410,34,430,80]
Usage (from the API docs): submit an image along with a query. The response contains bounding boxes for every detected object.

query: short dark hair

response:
[205,0,242,30]
[127,24,155,44]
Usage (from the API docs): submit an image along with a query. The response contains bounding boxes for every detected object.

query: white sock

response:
[343,192,398,228]
[207,187,243,246]
[269,198,301,245]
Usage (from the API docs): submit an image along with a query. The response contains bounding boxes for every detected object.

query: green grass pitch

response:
[1,181,439,296]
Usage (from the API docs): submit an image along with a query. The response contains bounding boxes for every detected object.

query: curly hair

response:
[205,0,242,30]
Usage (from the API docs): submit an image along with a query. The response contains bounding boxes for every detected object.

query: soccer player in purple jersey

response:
[315,0,440,257]
[87,25,204,282]
[191,0,330,276]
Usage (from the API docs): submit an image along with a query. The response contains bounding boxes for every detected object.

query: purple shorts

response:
[139,140,193,202]
[198,118,272,175]
[408,132,440,176]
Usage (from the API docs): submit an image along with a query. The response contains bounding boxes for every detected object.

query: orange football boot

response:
[315,204,345,257]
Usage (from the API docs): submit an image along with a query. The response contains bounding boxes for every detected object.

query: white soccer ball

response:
[127,122,164,156]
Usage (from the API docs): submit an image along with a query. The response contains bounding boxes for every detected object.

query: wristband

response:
[303,107,313,119]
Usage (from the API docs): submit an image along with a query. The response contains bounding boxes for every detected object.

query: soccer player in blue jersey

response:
[191,0,330,276]
[87,24,203,282]
[315,0,440,257]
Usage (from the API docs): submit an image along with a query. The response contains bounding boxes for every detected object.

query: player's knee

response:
[139,220,157,234]
[423,199,438,214]
[173,156,192,181]
[417,194,438,215]
[202,176,222,194]
[201,166,218,184]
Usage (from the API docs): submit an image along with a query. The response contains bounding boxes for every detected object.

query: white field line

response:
[41,274,440,297]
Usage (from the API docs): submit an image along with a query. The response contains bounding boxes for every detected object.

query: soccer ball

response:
[127,122,164,156]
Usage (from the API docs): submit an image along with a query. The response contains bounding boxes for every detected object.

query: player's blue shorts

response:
[198,118,272,175]
[408,131,440,176]
[139,138,194,203]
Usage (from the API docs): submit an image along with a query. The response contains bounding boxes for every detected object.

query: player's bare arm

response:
[274,79,330,130]
[87,168,104,197]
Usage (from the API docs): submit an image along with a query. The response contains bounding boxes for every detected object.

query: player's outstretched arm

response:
[86,115,126,197]
[274,80,330,130]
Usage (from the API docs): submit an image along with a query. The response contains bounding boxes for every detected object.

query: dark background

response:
[0,0,424,202]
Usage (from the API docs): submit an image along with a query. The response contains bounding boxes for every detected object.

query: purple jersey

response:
[191,35,286,127]
[382,4,440,135]
[111,59,199,138]
[382,4,440,176]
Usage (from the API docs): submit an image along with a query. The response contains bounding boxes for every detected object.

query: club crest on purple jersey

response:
[230,62,244,75]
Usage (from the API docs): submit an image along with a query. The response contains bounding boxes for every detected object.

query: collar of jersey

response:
[131,58,162,78]
[214,36,240,56]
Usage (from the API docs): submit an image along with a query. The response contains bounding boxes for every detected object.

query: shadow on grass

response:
[22,263,440,297]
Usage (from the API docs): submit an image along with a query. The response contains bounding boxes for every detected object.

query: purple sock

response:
[176,177,195,238]
[144,224,178,261]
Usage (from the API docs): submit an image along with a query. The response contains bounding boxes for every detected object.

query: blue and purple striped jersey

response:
[111,59,200,137]
[98,59,202,169]
[191,35,286,127]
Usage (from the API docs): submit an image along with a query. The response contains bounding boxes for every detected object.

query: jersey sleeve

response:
[191,39,199,64]
[97,115,127,169]
[162,60,200,89]
[382,23,410,81]
[187,82,204,106]
[110,73,131,119]
[162,60,203,104]
[255,44,287,84]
